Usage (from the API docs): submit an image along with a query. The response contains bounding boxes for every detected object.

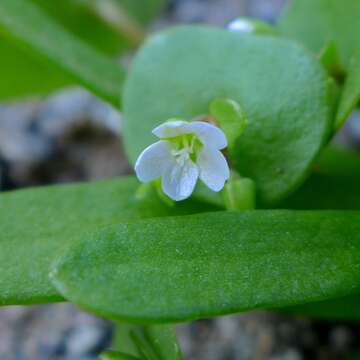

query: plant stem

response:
[113,322,140,357]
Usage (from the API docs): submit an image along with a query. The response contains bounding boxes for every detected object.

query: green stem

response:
[113,322,141,357]
[112,322,183,360]
[223,173,256,211]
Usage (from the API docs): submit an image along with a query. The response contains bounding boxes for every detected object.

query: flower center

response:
[169,133,203,163]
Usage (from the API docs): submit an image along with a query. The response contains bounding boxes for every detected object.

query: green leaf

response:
[51,210,360,323]
[119,0,166,26]
[279,0,360,65]
[0,0,125,107]
[336,48,360,129]
[32,0,130,54]
[284,294,360,321]
[101,351,141,360]
[316,146,360,177]
[209,98,248,150]
[32,0,166,53]
[281,173,360,210]
[0,0,166,102]
[0,176,217,306]
[123,26,332,204]
[281,147,360,210]
[113,323,182,360]
[0,36,72,101]
[318,41,344,81]
[279,0,360,129]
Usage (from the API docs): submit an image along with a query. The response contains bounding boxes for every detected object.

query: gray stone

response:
[36,88,121,138]
[0,304,112,360]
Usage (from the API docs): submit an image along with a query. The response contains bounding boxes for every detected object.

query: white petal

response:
[228,19,254,33]
[135,141,174,182]
[162,158,199,201]
[152,119,193,139]
[197,146,230,192]
[188,121,227,149]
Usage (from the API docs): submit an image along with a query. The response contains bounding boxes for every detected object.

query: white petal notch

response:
[135,120,230,201]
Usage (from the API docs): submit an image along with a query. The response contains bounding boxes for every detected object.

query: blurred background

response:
[1,0,360,359]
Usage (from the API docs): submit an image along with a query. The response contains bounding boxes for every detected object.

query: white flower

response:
[135,120,230,201]
[227,18,254,33]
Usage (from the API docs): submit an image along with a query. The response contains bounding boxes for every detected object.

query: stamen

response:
[169,133,203,163]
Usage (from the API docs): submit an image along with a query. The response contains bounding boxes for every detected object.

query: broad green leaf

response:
[281,173,360,210]
[26,0,165,54]
[123,26,332,204]
[33,0,130,55]
[0,36,71,101]
[315,146,360,177]
[281,147,360,210]
[33,0,166,53]
[0,0,165,102]
[118,0,166,26]
[284,294,360,321]
[0,0,125,107]
[75,0,158,48]
[51,210,360,323]
[113,323,182,360]
[279,0,360,64]
[101,351,140,360]
[279,0,360,129]
[0,176,217,305]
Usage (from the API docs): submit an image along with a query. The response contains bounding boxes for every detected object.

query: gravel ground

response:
[0,1,360,359]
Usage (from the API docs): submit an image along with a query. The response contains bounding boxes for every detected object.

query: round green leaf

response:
[279,0,360,129]
[123,26,332,204]
[279,0,360,64]
[51,210,360,323]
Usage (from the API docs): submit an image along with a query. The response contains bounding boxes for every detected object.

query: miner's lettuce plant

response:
[1,0,360,358]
